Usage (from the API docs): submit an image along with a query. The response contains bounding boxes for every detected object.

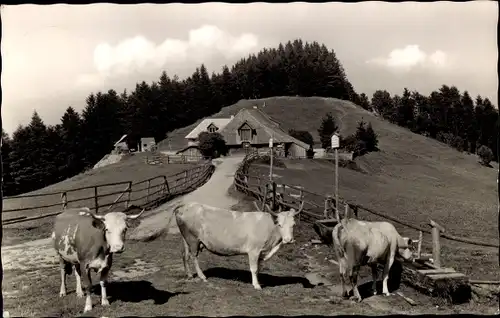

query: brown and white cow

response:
[174,200,304,290]
[52,207,144,313]
[332,218,414,302]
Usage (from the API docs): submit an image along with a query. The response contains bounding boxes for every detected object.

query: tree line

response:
[1,39,498,196]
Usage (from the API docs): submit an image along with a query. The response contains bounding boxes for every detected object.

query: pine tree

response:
[318,112,338,149]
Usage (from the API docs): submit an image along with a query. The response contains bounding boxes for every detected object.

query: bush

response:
[477,145,494,166]
[198,132,228,158]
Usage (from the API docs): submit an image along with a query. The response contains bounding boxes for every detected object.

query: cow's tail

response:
[332,222,345,259]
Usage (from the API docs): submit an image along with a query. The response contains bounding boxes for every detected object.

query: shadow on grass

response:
[203,267,315,289]
[96,280,187,305]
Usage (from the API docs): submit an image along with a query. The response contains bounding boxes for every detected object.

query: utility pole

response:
[331,133,340,222]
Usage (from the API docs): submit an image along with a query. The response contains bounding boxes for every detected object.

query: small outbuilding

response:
[138,137,156,152]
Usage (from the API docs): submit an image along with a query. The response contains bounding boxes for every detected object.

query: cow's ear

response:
[92,219,105,231]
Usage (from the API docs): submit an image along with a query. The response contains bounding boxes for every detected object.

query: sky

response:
[1,2,498,135]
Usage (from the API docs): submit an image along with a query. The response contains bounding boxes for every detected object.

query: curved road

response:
[1,155,245,272]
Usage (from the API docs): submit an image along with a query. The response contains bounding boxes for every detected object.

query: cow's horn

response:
[293,201,305,216]
[127,208,145,219]
[88,211,105,220]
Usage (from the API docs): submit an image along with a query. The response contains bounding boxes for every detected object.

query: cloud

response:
[366,45,451,72]
[75,25,259,88]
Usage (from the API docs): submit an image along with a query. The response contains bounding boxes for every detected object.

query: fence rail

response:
[234,151,500,250]
[3,162,215,225]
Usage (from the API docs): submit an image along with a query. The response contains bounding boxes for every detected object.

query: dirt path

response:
[128,155,244,241]
[1,155,244,275]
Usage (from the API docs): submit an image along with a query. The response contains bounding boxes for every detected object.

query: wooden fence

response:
[146,154,207,165]
[3,163,215,225]
[234,151,500,269]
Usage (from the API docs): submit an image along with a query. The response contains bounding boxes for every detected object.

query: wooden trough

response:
[312,206,471,305]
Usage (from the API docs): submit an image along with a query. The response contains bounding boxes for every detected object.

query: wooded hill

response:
[1,39,498,196]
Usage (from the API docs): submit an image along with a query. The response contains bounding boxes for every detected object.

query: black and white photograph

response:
[0,1,498,316]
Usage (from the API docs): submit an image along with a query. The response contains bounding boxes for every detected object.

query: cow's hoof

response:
[253,285,262,290]
[373,291,378,296]
[101,298,110,306]
[83,306,92,313]
[59,292,66,297]
[384,292,392,297]
[76,291,84,298]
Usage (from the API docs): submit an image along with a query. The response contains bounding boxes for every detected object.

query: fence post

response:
[417,231,423,259]
[61,192,67,209]
[429,219,445,268]
[344,203,349,219]
[281,184,286,199]
[324,196,332,219]
[163,176,170,195]
[271,182,277,211]
[126,181,132,209]
[147,179,151,203]
[94,186,99,214]
[298,188,304,224]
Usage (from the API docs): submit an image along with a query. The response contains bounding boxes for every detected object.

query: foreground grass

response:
[248,155,498,281]
[2,153,197,246]
[3,193,494,317]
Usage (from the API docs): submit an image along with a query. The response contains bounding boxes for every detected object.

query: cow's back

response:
[176,203,275,254]
[340,219,391,264]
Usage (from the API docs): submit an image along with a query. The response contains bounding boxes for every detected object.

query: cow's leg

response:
[338,257,349,298]
[99,267,110,306]
[79,263,93,313]
[192,256,207,282]
[59,257,67,297]
[74,265,84,297]
[382,252,395,296]
[248,251,262,290]
[370,264,378,295]
[181,236,194,279]
[350,266,362,302]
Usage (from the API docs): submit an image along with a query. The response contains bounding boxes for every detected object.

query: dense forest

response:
[1,39,498,196]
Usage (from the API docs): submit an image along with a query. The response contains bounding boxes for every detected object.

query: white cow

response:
[173,200,304,289]
[332,218,414,302]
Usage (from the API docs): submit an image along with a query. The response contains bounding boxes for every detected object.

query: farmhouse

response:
[183,106,310,157]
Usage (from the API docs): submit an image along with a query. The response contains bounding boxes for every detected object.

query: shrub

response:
[198,131,228,158]
[477,145,494,166]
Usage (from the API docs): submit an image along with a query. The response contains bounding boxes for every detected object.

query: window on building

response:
[240,128,251,142]
[208,126,218,133]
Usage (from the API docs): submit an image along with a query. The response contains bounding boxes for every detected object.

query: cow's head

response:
[397,237,414,261]
[88,209,145,253]
[254,200,304,244]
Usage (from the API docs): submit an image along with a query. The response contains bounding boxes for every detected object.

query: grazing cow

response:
[332,218,414,302]
[52,206,145,313]
[174,200,304,289]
